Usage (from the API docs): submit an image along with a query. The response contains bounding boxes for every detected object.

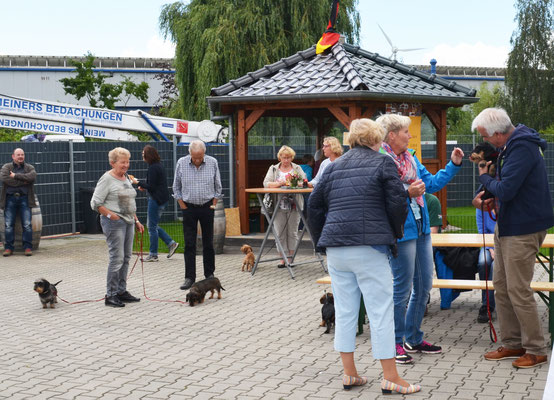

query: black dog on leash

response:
[469,142,499,200]
[319,292,335,334]
[33,279,62,309]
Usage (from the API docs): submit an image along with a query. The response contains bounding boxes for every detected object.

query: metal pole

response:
[173,136,178,221]
[210,112,235,208]
[228,114,235,207]
[472,131,476,196]
[68,140,76,234]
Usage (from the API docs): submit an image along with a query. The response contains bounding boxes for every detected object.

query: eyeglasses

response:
[322,144,330,148]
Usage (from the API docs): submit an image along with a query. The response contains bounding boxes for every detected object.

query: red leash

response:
[57,231,186,305]
[481,203,497,343]
[133,232,186,305]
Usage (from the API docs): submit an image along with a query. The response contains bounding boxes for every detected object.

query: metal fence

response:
[2,134,554,237]
[0,142,230,237]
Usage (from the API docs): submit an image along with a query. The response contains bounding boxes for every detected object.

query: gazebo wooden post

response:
[236,108,266,234]
[236,109,249,234]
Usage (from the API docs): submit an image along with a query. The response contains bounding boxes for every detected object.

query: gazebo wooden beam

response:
[328,106,351,129]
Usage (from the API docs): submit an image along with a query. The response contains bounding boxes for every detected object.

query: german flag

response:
[316,0,340,54]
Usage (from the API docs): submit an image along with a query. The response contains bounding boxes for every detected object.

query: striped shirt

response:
[172,154,222,205]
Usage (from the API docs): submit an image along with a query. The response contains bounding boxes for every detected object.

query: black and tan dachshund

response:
[33,278,62,309]
[319,292,335,334]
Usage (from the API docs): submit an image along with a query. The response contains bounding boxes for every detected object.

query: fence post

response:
[173,136,178,221]
[69,140,76,234]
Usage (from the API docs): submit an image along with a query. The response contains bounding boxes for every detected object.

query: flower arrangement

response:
[286,171,302,188]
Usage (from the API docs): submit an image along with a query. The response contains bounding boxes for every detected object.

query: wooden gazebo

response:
[207,42,478,234]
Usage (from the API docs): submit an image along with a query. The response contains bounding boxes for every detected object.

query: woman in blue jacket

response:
[377,114,464,365]
[309,119,420,395]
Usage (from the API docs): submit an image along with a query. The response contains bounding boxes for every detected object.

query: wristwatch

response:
[106,213,112,219]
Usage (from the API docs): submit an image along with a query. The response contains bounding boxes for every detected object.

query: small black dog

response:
[469,142,499,200]
[33,279,62,309]
[320,292,335,334]
[185,277,225,307]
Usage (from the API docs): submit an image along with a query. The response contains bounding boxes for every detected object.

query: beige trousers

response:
[273,208,301,256]
[493,226,547,355]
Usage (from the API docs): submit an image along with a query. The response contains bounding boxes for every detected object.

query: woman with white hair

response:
[263,145,306,267]
[309,118,420,395]
[309,136,343,187]
[377,114,464,364]
[91,147,144,308]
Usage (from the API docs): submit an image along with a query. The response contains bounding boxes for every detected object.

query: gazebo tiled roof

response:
[208,43,478,109]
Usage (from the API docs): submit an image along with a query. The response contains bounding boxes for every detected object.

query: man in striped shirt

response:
[173,140,222,290]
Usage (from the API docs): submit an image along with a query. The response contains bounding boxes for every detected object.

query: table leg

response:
[252,194,294,278]
[293,197,327,273]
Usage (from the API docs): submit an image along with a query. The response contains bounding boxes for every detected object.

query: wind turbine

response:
[377,24,425,61]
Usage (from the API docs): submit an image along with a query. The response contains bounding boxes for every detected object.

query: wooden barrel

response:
[196,201,226,254]
[0,195,42,251]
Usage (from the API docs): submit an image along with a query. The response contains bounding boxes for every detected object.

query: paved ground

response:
[1,234,551,399]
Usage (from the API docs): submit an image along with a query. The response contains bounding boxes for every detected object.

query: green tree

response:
[505,0,554,130]
[60,53,149,109]
[447,82,505,141]
[159,0,360,120]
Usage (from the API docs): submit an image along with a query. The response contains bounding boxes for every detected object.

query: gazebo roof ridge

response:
[341,43,476,97]
[211,46,317,96]
[208,42,478,109]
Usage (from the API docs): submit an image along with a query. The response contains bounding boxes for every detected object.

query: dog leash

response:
[481,202,497,343]
[130,232,186,305]
[57,231,186,305]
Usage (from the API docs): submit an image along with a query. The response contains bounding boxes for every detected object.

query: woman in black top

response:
[132,145,179,261]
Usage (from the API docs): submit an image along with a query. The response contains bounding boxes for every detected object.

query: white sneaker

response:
[167,242,179,258]
[144,255,158,262]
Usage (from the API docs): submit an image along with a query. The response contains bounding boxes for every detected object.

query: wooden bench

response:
[317,276,554,292]
[316,278,554,338]
[317,233,554,341]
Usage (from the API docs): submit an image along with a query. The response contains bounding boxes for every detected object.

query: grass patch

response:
[133,221,184,254]
[446,206,478,233]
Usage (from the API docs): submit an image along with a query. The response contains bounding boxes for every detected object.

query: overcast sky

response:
[1,1,518,67]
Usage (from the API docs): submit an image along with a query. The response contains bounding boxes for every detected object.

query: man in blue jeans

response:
[1,148,37,256]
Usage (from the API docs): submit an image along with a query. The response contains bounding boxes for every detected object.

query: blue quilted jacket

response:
[308,146,408,249]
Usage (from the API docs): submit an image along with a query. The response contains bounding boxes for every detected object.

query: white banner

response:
[0,114,137,141]
[0,93,224,142]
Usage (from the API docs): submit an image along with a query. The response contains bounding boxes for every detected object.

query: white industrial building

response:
[0,55,504,112]
[0,55,173,110]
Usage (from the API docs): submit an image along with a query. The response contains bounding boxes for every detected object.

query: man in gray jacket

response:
[0,148,36,256]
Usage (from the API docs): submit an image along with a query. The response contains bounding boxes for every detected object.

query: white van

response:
[42,134,85,142]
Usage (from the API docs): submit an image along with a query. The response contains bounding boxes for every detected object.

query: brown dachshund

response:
[241,244,255,272]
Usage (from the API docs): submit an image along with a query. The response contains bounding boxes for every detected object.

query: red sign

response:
[177,121,188,134]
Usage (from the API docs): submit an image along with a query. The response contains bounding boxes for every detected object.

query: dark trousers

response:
[182,205,215,281]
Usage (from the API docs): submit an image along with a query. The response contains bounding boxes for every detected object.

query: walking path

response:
[1,234,550,399]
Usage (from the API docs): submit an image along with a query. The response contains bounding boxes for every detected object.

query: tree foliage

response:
[447,83,505,140]
[505,0,554,130]
[60,53,149,109]
[159,0,360,120]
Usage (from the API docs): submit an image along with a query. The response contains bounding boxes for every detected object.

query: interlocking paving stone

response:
[1,235,551,399]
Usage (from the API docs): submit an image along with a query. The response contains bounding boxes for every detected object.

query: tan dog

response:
[241,244,255,272]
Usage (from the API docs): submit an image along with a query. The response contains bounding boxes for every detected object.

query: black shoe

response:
[117,291,140,303]
[478,305,494,323]
[105,295,125,307]
[180,278,194,290]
